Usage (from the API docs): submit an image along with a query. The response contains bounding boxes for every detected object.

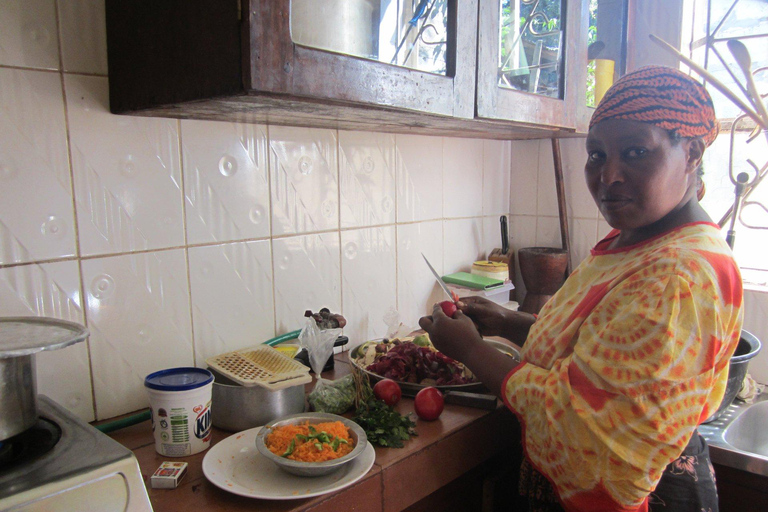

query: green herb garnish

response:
[331,437,348,450]
[281,438,296,457]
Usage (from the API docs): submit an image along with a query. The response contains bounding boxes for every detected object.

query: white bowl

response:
[255,412,368,477]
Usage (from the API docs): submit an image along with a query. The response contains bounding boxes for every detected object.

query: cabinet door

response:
[476,0,589,129]
[247,0,478,119]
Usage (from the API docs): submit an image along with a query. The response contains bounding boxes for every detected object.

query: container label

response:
[170,407,189,443]
[161,442,191,457]
[194,401,212,442]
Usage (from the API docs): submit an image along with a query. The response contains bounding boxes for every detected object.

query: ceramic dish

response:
[348,337,521,394]
[255,413,368,477]
[202,425,375,500]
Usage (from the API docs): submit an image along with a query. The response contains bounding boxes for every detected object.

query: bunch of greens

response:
[352,399,417,448]
[351,370,416,448]
[307,374,356,414]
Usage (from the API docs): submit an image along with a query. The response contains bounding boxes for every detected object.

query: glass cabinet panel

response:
[291,0,450,75]
[476,0,589,129]
[498,0,565,98]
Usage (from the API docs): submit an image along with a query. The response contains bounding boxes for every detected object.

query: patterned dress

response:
[503,222,743,512]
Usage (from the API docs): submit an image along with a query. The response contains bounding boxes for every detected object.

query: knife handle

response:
[500,216,509,255]
[443,390,498,410]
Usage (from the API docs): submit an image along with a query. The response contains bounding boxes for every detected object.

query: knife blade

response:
[421,253,455,302]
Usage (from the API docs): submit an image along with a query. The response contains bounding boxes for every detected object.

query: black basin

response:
[702,329,762,424]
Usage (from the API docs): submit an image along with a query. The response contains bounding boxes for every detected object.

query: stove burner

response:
[0,419,61,472]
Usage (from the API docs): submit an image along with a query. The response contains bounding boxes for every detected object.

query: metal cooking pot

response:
[210,369,306,432]
[0,354,37,440]
[0,317,89,441]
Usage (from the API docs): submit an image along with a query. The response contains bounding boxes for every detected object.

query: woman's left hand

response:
[419,303,483,363]
[419,302,520,398]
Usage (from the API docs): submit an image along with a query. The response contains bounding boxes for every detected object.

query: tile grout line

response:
[0,64,108,79]
[0,213,550,272]
[393,134,399,325]
[266,124,278,339]
[441,137,446,275]
[54,0,98,421]
[177,120,197,367]
[336,129,344,329]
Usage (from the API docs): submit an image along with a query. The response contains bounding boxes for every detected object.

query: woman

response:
[419,66,743,512]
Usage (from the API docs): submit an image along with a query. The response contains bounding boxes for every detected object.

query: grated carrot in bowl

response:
[265,421,354,462]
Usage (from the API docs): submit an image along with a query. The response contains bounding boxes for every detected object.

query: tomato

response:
[414,387,444,421]
[440,301,458,318]
[373,379,402,406]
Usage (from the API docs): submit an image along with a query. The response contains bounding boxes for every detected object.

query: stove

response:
[0,395,152,511]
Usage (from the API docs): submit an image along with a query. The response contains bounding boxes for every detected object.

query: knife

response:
[421,253,455,302]
[401,387,498,410]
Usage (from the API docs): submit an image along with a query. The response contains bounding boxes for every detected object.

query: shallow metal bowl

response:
[255,412,367,477]
[348,337,521,395]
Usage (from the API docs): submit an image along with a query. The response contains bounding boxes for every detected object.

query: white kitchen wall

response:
[1,0,765,423]
[0,0,524,422]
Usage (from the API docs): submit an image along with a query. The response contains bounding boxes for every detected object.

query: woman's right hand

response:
[457,296,512,336]
[458,296,535,345]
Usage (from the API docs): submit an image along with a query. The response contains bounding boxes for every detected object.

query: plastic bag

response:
[382,306,417,339]
[307,374,356,414]
[299,315,342,376]
[299,315,343,407]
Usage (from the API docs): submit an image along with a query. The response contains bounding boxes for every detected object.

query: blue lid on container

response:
[144,367,214,391]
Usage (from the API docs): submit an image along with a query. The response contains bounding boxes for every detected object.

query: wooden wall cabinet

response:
[105,0,593,138]
[476,0,591,132]
[247,0,477,120]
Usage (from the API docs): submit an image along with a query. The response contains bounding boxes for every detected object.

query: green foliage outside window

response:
[586,0,598,107]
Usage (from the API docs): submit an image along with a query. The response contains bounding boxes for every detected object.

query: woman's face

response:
[585,119,699,233]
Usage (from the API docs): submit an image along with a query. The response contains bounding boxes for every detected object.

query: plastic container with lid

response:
[470,260,509,281]
[145,367,214,457]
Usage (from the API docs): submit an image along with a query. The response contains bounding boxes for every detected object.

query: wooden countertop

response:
[108,353,520,512]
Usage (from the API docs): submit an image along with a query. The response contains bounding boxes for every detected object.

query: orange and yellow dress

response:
[502,222,743,512]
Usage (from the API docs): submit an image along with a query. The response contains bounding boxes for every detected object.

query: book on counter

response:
[441,272,506,290]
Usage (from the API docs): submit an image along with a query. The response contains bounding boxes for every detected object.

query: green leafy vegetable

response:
[307,375,357,414]
[352,396,417,448]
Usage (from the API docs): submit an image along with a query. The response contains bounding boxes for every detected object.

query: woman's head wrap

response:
[589,65,719,146]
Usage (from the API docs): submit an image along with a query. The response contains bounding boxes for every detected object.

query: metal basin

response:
[700,393,768,477]
[255,412,367,477]
[702,330,762,423]
[724,400,768,457]
[210,369,306,432]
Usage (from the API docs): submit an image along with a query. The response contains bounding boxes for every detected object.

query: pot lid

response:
[0,317,89,358]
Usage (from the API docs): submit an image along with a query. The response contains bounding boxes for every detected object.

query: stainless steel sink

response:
[724,400,768,457]
[700,392,768,476]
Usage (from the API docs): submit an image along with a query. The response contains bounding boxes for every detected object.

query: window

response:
[683,0,768,286]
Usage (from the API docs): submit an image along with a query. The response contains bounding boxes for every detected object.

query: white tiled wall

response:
[2,0,765,423]
[0,0,526,421]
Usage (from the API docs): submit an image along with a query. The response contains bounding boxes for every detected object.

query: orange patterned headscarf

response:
[590,65,719,146]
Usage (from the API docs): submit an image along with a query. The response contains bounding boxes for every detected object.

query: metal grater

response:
[206,346,311,390]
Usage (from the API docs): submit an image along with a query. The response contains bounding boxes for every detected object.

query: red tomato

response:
[440,301,458,318]
[373,379,402,406]
[414,387,444,421]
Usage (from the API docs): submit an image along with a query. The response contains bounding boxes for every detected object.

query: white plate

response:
[202,426,376,500]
